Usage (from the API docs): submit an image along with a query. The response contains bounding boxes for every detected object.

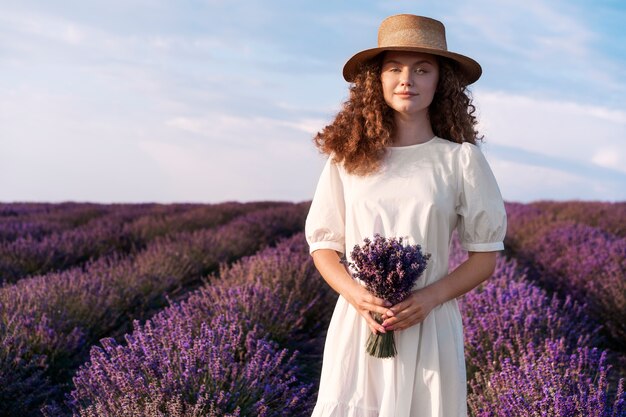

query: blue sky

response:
[1,0,625,204]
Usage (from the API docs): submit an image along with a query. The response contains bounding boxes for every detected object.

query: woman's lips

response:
[395,92,417,97]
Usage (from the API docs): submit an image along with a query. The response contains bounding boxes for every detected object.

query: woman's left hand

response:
[381,288,437,331]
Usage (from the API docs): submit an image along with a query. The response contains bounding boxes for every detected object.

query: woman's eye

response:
[415,68,426,74]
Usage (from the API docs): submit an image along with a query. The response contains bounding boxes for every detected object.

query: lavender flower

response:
[68,313,311,417]
[505,204,626,345]
[0,201,280,284]
[2,200,624,415]
[345,234,430,358]
[467,339,625,417]
[0,203,309,413]
[450,228,625,417]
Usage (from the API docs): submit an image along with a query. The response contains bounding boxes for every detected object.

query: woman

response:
[305,14,507,417]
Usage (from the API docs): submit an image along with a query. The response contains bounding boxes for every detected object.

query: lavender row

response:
[532,223,626,345]
[0,201,288,242]
[0,203,113,242]
[505,203,626,345]
[504,201,626,239]
[468,339,624,416]
[0,202,283,284]
[529,200,625,237]
[0,206,179,283]
[0,203,188,280]
[504,200,625,259]
[0,202,155,242]
[450,235,625,416]
[115,202,285,243]
[57,233,332,416]
[0,203,309,416]
[0,202,116,218]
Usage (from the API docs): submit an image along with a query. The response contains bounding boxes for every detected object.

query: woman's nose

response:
[400,69,412,86]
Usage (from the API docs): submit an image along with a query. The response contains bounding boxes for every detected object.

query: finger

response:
[389,299,412,314]
[362,311,387,334]
[362,302,393,317]
[358,294,391,314]
[382,307,419,327]
[385,307,411,325]
[365,293,392,308]
[390,314,423,330]
[384,305,419,328]
[381,316,398,328]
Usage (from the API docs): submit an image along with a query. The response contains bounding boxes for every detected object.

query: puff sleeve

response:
[456,143,507,252]
[305,156,346,255]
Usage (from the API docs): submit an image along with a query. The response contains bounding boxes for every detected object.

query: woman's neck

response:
[391,111,435,147]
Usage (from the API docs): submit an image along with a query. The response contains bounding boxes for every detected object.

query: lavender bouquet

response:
[345,234,430,358]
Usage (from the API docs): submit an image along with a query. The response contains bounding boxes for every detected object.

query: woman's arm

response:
[381,251,497,331]
[312,248,393,334]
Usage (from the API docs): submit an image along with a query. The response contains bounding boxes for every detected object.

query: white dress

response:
[305,136,507,417]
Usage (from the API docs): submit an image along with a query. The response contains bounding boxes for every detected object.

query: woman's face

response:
[380,51,440,118]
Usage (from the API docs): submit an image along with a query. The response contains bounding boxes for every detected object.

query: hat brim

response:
[342,46,482,85]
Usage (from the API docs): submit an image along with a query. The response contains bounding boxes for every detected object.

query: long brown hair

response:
[313,54,482,175]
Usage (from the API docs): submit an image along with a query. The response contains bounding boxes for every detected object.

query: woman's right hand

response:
[343,281,393,335]
[310,249,392,335]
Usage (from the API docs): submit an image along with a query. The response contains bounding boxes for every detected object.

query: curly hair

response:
[313,54,482,176]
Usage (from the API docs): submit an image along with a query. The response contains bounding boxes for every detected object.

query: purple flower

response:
[344,234,430,358]
[346,234,430,305]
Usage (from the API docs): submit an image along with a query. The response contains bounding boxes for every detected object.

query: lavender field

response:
[1,201,624,416]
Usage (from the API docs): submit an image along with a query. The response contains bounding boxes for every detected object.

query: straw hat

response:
[343,14,482,85]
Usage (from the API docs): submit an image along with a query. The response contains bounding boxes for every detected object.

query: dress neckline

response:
[387,135,438,150]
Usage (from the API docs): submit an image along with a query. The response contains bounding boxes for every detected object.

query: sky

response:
[1,0,625,204]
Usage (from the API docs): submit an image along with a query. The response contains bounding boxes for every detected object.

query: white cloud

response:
[473,88,626,202]
[489,158,625,202]
[0,10,90,48]
[445,0,625,100]
[165,113,327,143]
[0,8,233,68]
[136,136,323,203]
[591,148,623,171]
[458,0,594,58]
[62,24,85,45]
[475,89,626,173]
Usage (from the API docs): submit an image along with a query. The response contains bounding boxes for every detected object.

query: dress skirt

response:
[310,293,468,417]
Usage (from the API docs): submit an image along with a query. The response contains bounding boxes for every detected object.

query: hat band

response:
[380,29,448,51]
